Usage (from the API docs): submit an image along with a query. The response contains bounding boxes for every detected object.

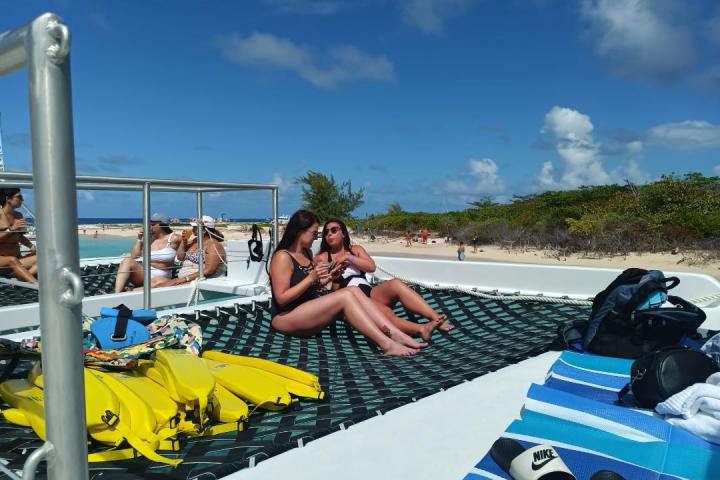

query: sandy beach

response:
[79,223,720,281]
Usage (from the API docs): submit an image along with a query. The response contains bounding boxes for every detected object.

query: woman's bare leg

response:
[345,287,427,348]
[114,258,145,293]
[0,256,37,283]
[375,302,441,342]
[271,289,418,356]
[371,278,454,331]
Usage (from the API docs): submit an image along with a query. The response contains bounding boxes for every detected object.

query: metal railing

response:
[0,13,279,480]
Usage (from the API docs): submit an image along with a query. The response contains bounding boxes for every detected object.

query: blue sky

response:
[1,0,718,219]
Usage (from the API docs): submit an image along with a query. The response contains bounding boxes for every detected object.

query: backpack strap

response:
[111,304,133,342]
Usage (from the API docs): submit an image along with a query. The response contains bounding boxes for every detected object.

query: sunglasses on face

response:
[325,226,342,236]
[13,194,23,201]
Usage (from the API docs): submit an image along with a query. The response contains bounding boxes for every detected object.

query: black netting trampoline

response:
[0,286,588,479]
[0,264,120,308]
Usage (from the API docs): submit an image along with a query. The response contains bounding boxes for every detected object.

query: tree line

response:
[297,172,720,256]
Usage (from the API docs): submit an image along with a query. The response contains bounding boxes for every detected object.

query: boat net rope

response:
[372,264,720,306]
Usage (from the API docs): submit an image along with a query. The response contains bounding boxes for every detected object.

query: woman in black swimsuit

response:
[269,210,425,356]
[317,219,453,342]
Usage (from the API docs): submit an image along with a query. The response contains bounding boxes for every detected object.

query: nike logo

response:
[531,452,558,471]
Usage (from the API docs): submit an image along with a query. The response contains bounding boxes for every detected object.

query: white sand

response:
[79,223,720,280]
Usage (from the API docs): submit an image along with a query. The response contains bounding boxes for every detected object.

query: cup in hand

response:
[182,228,193,240]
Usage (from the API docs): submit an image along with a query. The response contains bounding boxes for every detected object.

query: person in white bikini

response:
[156,215,227,286]
[113,213,181,292]
[317,218,454,342]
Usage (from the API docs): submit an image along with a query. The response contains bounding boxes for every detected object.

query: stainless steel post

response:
[272,188,279,253]
[25,13,89,480]
[0,22,28,75]
[196,192,204,281]
[142,182,151,309]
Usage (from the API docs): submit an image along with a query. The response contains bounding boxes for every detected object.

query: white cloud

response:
[400,0,468,34]
[440,157,505,195]
[647,120,720,149]
[580,0,697,82]
[271,172,297,194]
[537,161,556,189]
[78,191,95,202]
[215,32,395,89]
[611,141,650,184]
[539,106,610,189]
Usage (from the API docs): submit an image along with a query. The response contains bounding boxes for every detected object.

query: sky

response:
[0,0,719,219]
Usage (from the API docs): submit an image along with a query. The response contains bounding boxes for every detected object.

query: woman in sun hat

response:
[113,213,181,292]
[158,215,227,286]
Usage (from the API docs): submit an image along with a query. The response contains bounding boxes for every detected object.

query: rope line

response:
[373,265,720,306]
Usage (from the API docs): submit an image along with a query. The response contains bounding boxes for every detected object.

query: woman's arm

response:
[270,252,319,307]
[130,232,143,258]
[349,245,376,273]
[176,237,192,261]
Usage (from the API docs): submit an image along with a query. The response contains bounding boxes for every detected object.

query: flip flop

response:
[490,437,575,480]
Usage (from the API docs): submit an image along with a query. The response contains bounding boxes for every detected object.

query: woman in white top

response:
[114,213,180,292]
[157,215,227,286]
[317,219,454,342]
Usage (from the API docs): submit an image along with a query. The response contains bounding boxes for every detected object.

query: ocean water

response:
[79,235,133,259]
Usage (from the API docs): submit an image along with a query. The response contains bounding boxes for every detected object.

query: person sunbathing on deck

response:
[156,215,227,286]
[0,189,38,283]
[269,209,425,357]
[317,218,453,342]
[114,213,181,292]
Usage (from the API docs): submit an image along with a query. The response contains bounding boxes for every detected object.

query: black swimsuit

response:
[270,250,319,318]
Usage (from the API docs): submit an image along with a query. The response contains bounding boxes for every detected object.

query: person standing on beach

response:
[0,188,37,283]
[405,230,412,247]
[421,227,429,244]
[472,235,479,253]
[457,242,465,261]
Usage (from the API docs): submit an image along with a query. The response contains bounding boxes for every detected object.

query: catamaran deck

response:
[0,285,584,479]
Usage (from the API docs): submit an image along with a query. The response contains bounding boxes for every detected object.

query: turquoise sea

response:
[78,235,133,259]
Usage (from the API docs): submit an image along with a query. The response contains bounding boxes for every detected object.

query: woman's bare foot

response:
[383,342,419,356]
[419,318,442,342]
[381,324,427,348]
[435,314,455,332]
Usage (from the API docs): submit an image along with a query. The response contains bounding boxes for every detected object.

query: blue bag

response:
[91,304,152,349]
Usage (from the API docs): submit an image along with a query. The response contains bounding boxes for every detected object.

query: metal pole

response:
[196,192,204,281]
[25,13,89,480]
[142,182,151,309]
[0,22,28,75]
[272,188,279,254]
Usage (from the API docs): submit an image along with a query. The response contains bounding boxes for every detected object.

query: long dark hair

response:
[0,188,20,207]
[276,209,319,257]
[319,218,351,254]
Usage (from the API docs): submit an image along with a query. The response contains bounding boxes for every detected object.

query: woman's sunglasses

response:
[324,226,341,236]
[13,194,23,201]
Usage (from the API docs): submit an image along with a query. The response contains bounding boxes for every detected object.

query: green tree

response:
[386,202,403,214]
[296,171,364,220]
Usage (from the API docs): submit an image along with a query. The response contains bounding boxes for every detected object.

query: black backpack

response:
[582,268,706,358]
[248,224,264,262]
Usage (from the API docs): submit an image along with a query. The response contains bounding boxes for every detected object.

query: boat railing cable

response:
[373,264,720,306]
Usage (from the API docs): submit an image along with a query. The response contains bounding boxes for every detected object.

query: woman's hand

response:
[312,261,333,287]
